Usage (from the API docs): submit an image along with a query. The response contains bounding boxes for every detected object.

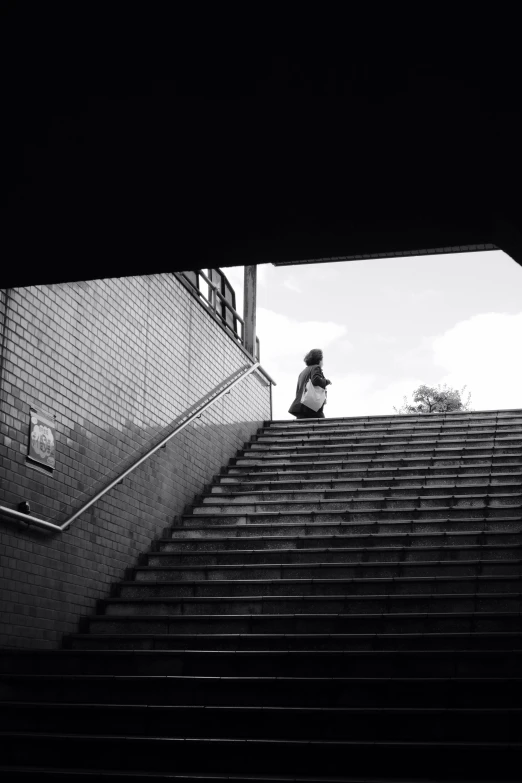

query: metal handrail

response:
[0,362,267,534]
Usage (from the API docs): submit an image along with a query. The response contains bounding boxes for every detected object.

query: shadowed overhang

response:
[1,23,521,289]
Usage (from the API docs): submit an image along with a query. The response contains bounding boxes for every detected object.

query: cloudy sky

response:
[223,250,522,420]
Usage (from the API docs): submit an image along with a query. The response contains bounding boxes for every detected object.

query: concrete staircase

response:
[2,409,522,781]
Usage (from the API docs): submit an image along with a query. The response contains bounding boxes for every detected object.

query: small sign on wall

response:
[27,407,56,472]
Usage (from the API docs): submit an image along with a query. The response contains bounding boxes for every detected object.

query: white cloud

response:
[257,307,348,362]
[283,277,302,293]
[432,312,522,410]
[256,264,272,287]
[334,338,355,356]
[305,263,339,282]
[408,288,440,303]
[372,334,398,346]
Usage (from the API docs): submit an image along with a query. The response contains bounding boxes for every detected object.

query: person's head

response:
[304,349,323,368]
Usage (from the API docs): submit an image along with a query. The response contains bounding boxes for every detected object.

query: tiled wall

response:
[0,274,271,648]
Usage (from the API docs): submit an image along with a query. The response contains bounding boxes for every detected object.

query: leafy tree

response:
[394,384,472,415]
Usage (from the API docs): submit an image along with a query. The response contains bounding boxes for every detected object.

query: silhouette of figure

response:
[288,348,332,420]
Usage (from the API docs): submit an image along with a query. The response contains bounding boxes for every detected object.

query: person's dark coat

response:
[288,364,328,418]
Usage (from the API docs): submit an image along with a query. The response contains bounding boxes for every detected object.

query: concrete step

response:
[264,421,513,430]
[249,446,522,463]
[263,418,522,429]
[3,771,517,783]
[144,549,522,580]
[215,473,522,492]
[136,559,522,581]
[253,444,522,458]
[249,435,522,448]
[3,674,522,706]
[100,592,522,618]
[260,420,522,433]
[267,409,522,427]
[5,648,522,677]
[162,529,522,552]
[67,630,522,651]
[84,611,522,635]
[143,548,522,580]
[256,430,522,446]
[208,483,522,501]
[223,464,522,481]
[263,424,522,438]
[2,731,522,778]
[263,409,522,422]
[12,410,522,780]
[235,448,522,467]
[3,770,483,783]
[118,576,522,599]
[160,526,521,565]
[239,441,522,456]
[174,516,522,538]
[0,771,479,783]
[187,508,522,525]
[152,541,522,564]
[250,435,522,450]
[3,703,522,742]
[266,410,522,427]
[171,512,522,548]
[228,455,522,474]
[193,492,522,514]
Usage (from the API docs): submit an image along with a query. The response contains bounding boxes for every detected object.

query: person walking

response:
[288,348,332,420]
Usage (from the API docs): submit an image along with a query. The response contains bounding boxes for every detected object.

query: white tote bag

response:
[301,372,326,412]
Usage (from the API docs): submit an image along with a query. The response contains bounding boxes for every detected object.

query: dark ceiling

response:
[1,12,521,289]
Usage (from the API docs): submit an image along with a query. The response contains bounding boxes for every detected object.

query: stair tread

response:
[264,439,522,445]
[241,448,522,455]
[219,472,522,478]
[137,562,522,572]
[225,466,522,473]
[8,646,522,658]
[160,531,522,539]
[201,492,522,501]
[252,431,522,439]
[4,730,522,746]
[153,543,522,552]
[183,509,522,517]
[15,410,522,778]
[223,471,522,481]
[5,702,522,714]
[90,609,522,617]
[4,673,522,681]
[103,594,522,610]
[125,576,522,585]
[242,442,522,450]
[269,410,522,421]
[249,439,522,449]
[209,487,522,497]
[1,770,501,783]
[232,455,522,464]
[178,515,522,525]
[67,630,522,640]
[162,532,522,542]
[215,484,522,493]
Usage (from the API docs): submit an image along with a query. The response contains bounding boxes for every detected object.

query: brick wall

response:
[0,274,271,649]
